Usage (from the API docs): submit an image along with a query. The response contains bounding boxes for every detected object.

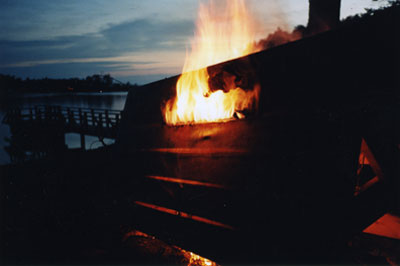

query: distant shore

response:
[0,73,138,95]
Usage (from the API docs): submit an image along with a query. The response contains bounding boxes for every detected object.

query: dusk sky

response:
[0,0,390,85]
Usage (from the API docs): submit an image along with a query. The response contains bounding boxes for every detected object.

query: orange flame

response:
[164,0,260,125]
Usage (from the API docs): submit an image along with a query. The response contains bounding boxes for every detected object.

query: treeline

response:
[341,0,399,25]
[0,74,139,94]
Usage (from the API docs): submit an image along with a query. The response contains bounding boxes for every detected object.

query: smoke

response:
[247,0,306,51]
[254,25,306,51]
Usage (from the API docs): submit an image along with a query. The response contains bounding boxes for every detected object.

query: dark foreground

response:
[0,147,213,265]
[0,147,399,265]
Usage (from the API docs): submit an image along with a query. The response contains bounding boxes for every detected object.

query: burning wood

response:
[162,0,340,125]
[207,63,257,94]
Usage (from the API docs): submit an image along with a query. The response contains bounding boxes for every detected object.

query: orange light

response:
[164,0,260,125]
[363,213,400,240]
[134,201,235,230]
[123,230,219,266]
[188,251,216,266]
[146,175,226,189]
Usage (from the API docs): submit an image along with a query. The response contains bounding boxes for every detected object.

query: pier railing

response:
[3,105,123,139]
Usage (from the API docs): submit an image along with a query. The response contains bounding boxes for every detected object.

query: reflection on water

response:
[3,91,127,110]
[0,92,127,165]
[65,133,115,150]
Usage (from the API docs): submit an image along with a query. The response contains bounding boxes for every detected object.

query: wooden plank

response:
[134,201,235,230]
[143,148,249,156]
[146,175,227,189]
[363,213,400,240]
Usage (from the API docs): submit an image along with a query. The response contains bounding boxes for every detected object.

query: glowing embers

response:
[123,230,219,266]
[163,0,260,125]
[188,251,216,266]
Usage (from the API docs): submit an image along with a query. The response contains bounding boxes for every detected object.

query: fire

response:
[164,0,260,125]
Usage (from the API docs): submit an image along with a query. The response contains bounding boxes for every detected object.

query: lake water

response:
[0,92,127,165]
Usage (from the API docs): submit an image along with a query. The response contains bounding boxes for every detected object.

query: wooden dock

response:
[2,105,122,162]
[3,105,122,138]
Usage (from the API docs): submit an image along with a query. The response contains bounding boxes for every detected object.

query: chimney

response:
[307,0,341,34]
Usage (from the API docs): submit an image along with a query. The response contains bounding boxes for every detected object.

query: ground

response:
[1,148,399,265]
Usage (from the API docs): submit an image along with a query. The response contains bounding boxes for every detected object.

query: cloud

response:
[101,18,193,52]
[1,17,193,62]
[0,17,193,83]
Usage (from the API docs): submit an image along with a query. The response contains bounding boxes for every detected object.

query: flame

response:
[164,0,260,125]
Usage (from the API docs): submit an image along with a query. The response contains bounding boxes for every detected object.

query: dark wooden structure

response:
[307,0,341,34]
[2,105,122,161]
[116,4,399,264]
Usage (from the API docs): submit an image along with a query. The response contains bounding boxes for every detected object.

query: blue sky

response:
[0,0,390,85]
